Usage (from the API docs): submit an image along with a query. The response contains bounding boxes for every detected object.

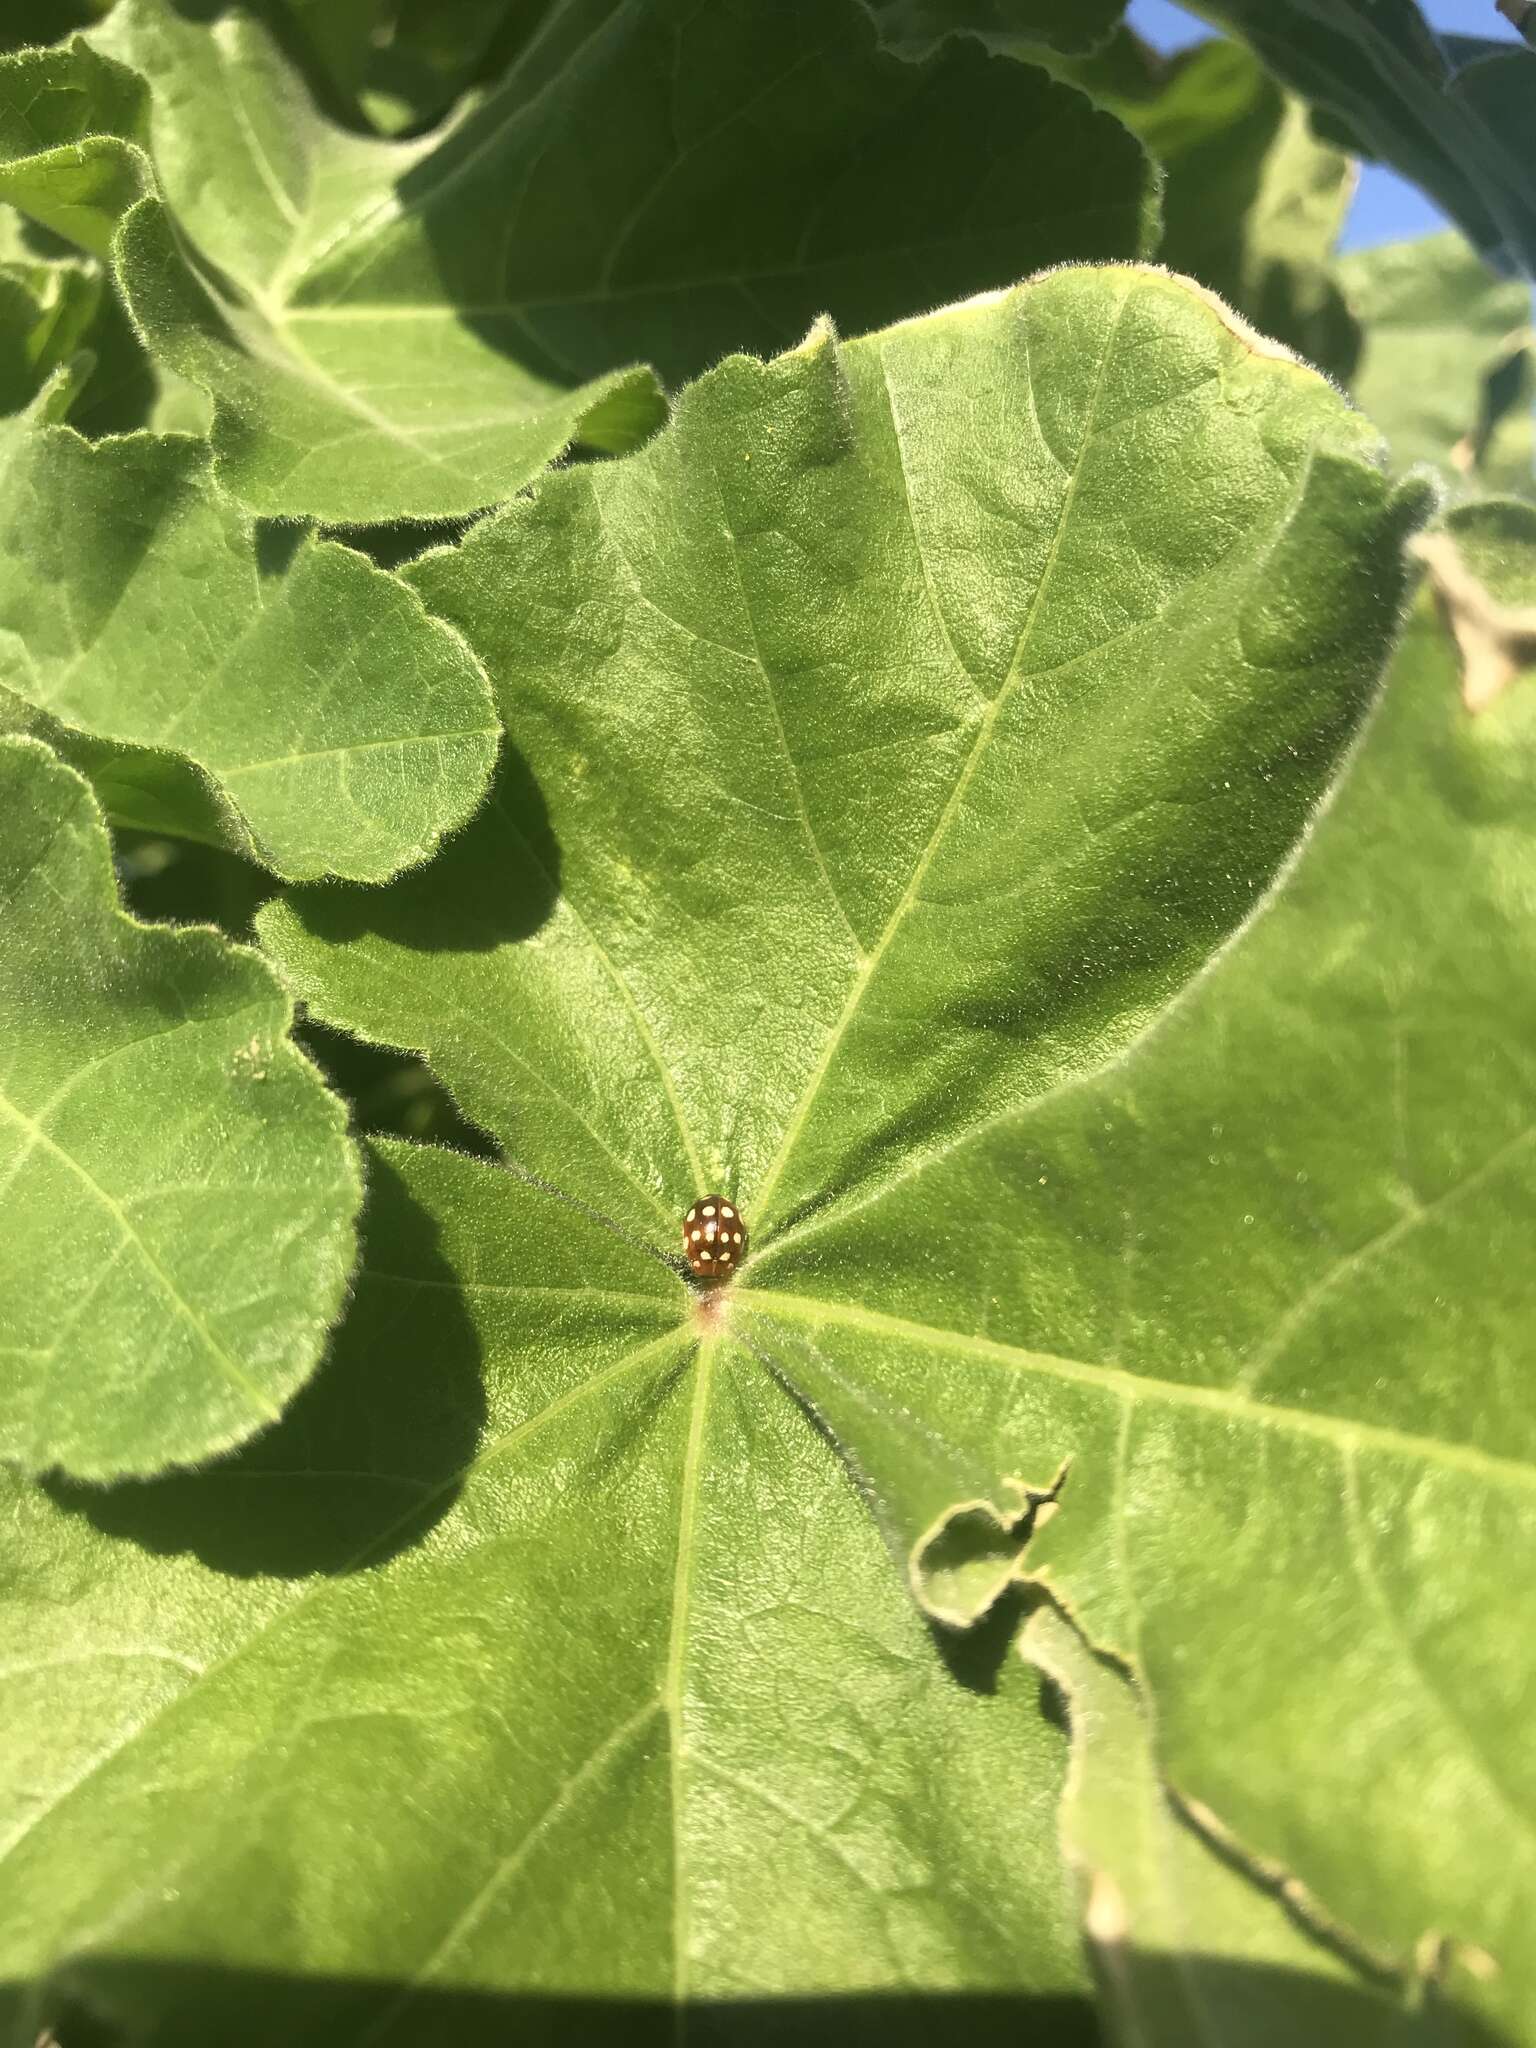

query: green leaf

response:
[1065,34,1360,381]
[867,0,1127,59]
[0,1137,1094,2036]
[265,267,1415,1224]
[0,735,360,1481]
[0,246,99,410]
[735,573,1536,2034]
[1023,1606,1480,2045]
[1342,230,1533,492]
[13,0,1154,522]
[246,268,1465,2022]
[1189,0,1536,279]
[0,39,151,256]
[0,427,499,880]
[0,203,209,435]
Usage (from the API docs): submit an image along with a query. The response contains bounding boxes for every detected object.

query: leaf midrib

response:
[749,280,1135,1223]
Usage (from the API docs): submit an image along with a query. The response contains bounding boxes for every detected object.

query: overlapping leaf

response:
[1023,1607,1484,2045]
[0,201,207,436]
[0,737,360,1480]
[0,38,150,255]
[1342,231,1533,495]
[0,0,1156,521]
[1191,0,1536,279]
[0,420,498,879]
[0,243,98,411]
[1060,33,1360,380]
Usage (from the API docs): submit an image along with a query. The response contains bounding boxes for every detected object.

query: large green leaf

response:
[0,736,359,1481]
[1342,231,1533,494]
[0,1138,1095,2042]
[1190,0,1536,280]
[0,424,499,879]
[0,0,1156,521]
[219,266,1457,2029]
[732,569,1536,2035]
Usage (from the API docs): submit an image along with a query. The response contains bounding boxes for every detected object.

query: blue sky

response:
[1124,0,1523,250]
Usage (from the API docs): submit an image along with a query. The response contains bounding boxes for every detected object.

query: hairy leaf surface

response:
[1,0,1156,521]
[0,737,359,1480]
[229,267,1472,2026]
[0,1139,1093,2041]
[0,425,498,879]
[1023,1607,1484,2046]
[0,38,150,255]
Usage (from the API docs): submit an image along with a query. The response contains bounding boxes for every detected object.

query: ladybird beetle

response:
[683,1195,746,1278]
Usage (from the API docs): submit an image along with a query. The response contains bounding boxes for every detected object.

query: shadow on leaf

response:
[43,1149,485,1579]
[278,742,560,956]
[929,1581,1039,1699]
[11,1955,1513,2048]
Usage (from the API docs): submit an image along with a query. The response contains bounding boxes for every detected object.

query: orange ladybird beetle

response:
[682,1195,746,1279]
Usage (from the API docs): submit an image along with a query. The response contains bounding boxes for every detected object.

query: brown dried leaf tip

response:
[1412,530,1536,713]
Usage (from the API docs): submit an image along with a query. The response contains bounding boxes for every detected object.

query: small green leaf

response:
[0,248,99,411]
[0,426,499,880]
[1343,230,1532,490]
[0,736,360,1480]
[0,38,150,256]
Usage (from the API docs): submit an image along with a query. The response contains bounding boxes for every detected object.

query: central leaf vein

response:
[750,281,1135,1222]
